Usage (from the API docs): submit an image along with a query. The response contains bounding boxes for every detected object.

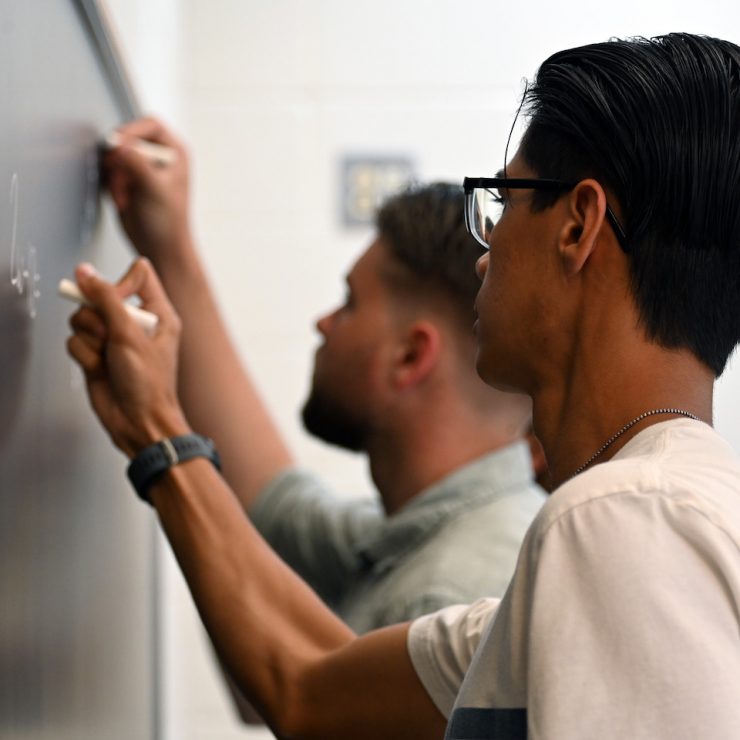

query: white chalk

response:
[104,132,177,166]
[58,278,159,335]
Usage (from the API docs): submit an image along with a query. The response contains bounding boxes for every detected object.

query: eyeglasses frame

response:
[462,176,629,254]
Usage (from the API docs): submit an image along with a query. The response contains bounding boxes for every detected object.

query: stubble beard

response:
[301,384,367,453]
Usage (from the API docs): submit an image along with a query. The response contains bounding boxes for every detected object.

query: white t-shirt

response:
[408,419,740,739]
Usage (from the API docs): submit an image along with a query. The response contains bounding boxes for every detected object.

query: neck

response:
[534,346,714,490]
[365,412,520,516]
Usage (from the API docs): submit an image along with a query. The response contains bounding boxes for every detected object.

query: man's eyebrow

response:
[495,169,505,179]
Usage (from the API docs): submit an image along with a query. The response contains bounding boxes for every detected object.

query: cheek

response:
[476,249,509,315]
[321,328,376,377]
[475,249,526,358]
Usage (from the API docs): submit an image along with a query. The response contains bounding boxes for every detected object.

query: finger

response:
[71,325,105,357]
[74,263,134,337]
[66,333,105,374]
[105,141,162,184]
[112,116,186,154]
[69,305,108,340]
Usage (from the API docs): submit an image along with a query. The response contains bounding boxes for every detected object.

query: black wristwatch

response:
[126,433,222,504]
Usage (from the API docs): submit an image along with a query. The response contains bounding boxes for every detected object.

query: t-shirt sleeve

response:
[524,491,740,739]
[249,468,383,604]
[407,598,500,719]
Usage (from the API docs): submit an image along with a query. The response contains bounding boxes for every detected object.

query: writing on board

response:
[8,173,41,319]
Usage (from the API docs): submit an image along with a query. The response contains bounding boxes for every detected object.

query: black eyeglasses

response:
[463,176,629,253]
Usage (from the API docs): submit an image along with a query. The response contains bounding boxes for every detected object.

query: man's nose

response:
[316,308,337,337]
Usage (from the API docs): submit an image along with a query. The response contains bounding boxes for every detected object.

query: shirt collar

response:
[356,440,535,573]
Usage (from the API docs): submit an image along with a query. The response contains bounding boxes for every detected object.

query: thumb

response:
[113,258,177,327]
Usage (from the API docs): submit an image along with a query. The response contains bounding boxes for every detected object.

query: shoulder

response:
[537,420,740,538]
[409,599,500,654]
[516,421,740,580]
[250,467,381,523]
[387,480,544,602]
[407,599,501,719]
[422,443,547,546]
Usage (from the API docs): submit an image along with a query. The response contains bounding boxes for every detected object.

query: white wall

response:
[105,2,740,738]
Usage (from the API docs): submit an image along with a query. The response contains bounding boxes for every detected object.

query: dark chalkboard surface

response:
[0,2,157,737]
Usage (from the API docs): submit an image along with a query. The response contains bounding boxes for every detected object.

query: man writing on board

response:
[68,33,740,738]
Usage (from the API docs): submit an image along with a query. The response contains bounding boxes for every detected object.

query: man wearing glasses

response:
[68,32,740,739]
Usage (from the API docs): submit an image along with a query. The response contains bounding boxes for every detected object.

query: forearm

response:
[149,459,445,739]
[66,258,444,738]
[149,243,293,507]
[67,259,425,736]
[104,120,293,507]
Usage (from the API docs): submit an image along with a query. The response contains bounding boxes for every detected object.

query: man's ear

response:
[392,320,441,391]
[559,178,610,277]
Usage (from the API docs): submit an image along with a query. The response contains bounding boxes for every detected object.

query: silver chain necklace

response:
[569,408,700,480]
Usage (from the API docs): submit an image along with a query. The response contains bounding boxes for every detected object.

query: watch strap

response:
[126,433,222,504]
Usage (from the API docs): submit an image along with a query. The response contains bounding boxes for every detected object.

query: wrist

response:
[147,231,202,277]
[127,432,222,504]
[126,409,192,459]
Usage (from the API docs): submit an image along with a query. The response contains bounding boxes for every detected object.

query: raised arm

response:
[103,118,291,507]
[65,260,446,739]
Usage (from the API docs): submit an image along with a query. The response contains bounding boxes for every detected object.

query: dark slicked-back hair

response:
[519,33,740,376]
[376,182,484,329]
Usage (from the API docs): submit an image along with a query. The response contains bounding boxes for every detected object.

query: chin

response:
[301,389,367,453]
[474,350,496,388]
[475,350,524,394]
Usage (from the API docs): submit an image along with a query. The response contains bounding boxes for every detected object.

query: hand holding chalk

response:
[59,277,159,335]
[104,132,177,166]
[64,259,189,458]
